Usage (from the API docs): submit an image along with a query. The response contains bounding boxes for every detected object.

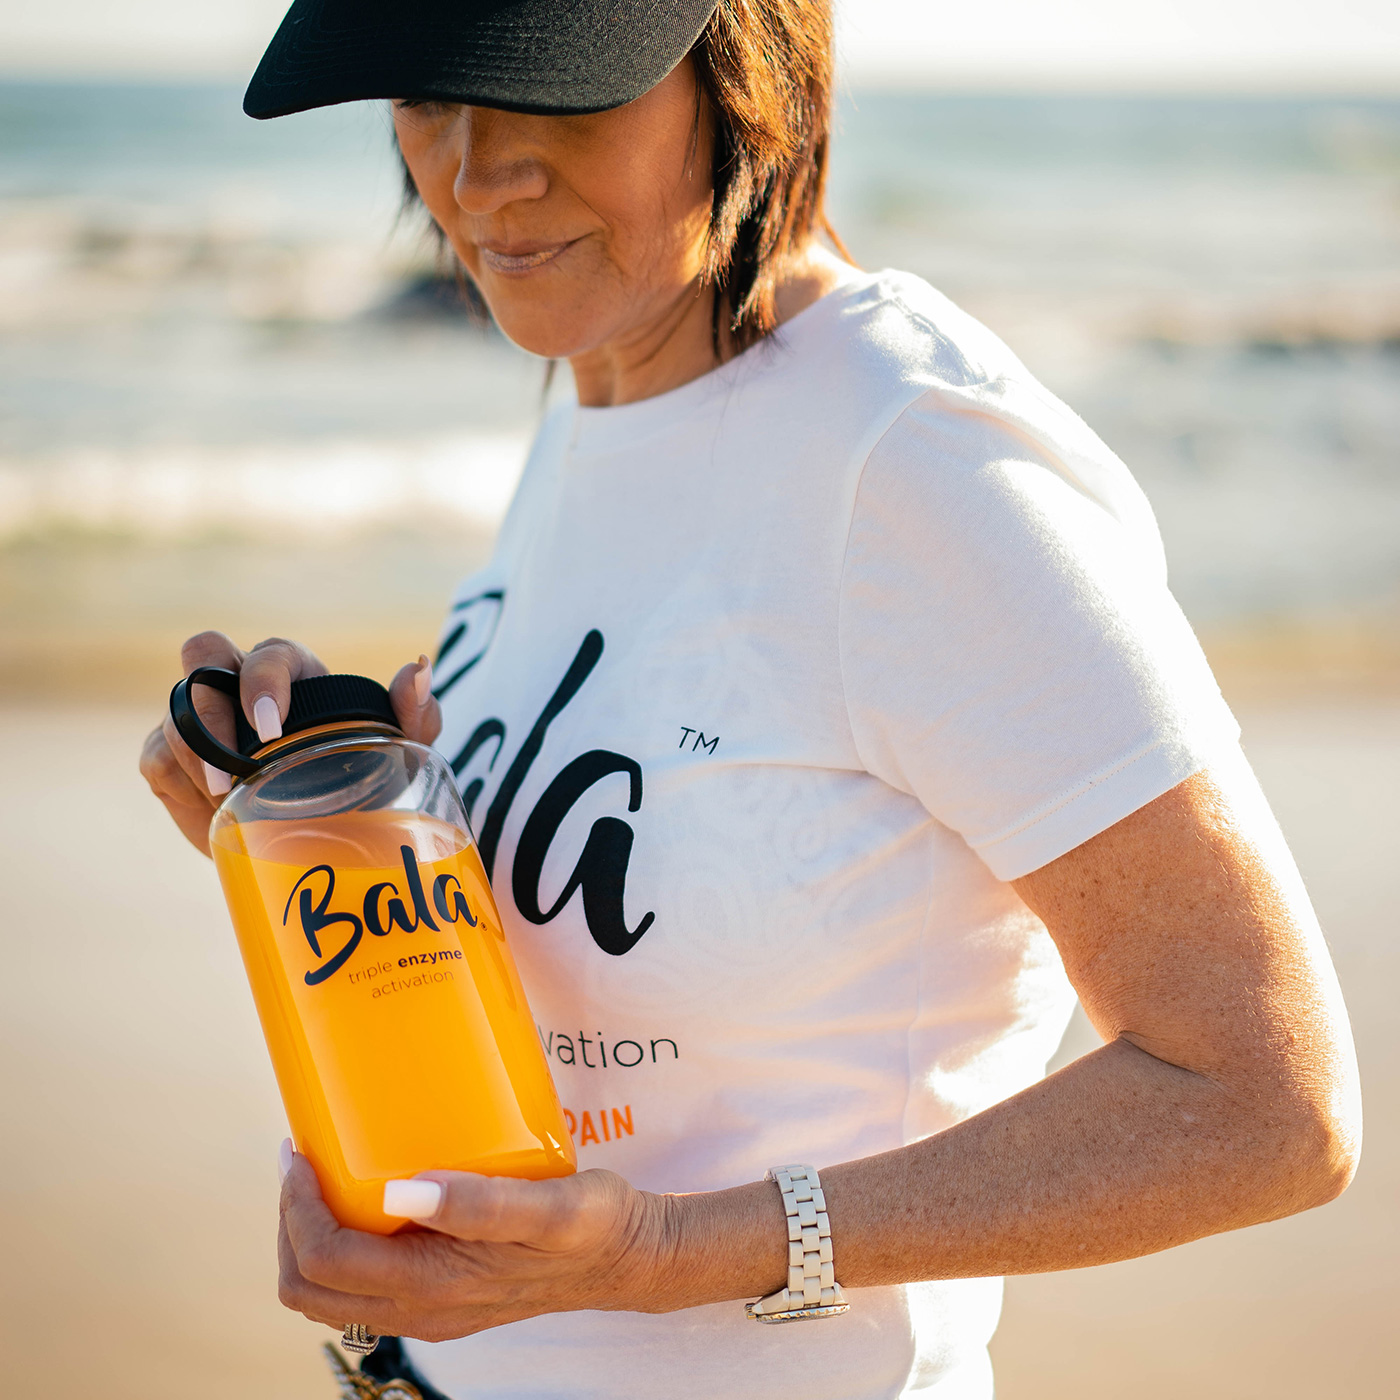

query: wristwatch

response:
[745,1165,849,1322]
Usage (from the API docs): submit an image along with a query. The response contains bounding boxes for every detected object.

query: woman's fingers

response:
[389,654,442,745]
[140,721,207,809]
[276,1210,399,1332]
[180,629,245,751]
[160,630,248,800]
[239,637,330,738]
[278,1158,660,1338]
[383,1169,605,1251]
[144,631,433,855]
[139,722,218,853]
[158,711,226,802]
[166,633,327,798]
[280,1156,441,1301]
[176,631,419,752]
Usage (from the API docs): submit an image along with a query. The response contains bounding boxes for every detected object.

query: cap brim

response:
[244,0,719,119]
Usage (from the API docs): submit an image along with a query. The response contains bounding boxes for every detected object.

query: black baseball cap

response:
[244,0,720,121]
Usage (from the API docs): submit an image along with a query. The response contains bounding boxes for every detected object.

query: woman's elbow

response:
[1298,1093,1362,1210]
[1257,1064,1363,1217]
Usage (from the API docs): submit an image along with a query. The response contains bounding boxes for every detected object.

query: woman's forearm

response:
[823,1033,1342,1285]
[650,1032,1350,1311]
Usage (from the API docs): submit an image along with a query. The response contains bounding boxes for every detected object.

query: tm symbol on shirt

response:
[679,727,719,755]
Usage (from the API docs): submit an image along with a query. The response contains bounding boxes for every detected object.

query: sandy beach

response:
[0,688,1394,1399]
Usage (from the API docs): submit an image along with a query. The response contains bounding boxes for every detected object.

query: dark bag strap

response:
[324,1337,455,1400]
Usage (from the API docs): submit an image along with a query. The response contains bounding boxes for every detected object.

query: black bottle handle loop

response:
[169,666,263,780]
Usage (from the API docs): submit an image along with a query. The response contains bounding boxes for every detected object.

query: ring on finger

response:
[341,1322,380,1355]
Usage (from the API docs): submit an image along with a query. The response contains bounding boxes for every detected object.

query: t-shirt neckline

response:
[566,265,878,456]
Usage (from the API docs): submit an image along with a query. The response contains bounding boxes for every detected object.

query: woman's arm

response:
[817,749,1361,1286]
[276,752,1361,1338]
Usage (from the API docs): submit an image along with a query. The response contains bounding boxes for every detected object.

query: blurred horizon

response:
[4,71,1400,98]
[1,0,1398,92]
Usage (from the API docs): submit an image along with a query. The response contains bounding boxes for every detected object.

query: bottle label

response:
[216,819,554,1181]
[281,843,481,988]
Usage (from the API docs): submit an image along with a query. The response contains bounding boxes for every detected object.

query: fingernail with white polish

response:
[414,656,433,707]
[383,1179,443,1220]
[278,1137,295,1184]
[253,695,283,743]
[204,761,231,797]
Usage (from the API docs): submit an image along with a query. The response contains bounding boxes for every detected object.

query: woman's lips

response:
[477,241,576,275]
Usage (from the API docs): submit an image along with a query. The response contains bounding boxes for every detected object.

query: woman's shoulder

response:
[783,263,1021,396]
[771,263,1073,460]
[799,266,1160,548]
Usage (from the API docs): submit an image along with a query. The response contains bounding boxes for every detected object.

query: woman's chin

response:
[486,310,594,364]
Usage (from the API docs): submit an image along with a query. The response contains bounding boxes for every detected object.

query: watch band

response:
[745,1164,849,1323]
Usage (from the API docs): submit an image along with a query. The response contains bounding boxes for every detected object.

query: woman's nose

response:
[453,109,549,215]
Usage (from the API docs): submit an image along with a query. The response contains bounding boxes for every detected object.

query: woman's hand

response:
[139,630,442,855]
[276,1154,676,1342]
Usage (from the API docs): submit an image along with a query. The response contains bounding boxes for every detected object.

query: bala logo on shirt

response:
[438,621,655,957]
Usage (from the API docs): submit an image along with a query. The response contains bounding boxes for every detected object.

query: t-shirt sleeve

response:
[838,388,1241,882]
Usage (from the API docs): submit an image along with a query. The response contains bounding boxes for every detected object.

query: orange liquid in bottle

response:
[212,807,574,1233]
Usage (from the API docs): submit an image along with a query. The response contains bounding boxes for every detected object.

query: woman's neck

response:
[567,244,850,408]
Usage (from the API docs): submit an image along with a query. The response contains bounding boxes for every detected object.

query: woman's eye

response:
[393,99,460,134]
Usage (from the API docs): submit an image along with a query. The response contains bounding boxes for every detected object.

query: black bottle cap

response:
[170,667,401,779]
[231,672,397,757]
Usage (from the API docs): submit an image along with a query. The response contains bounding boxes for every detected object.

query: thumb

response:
[382,1171,583,1249]
[389,654,442,746]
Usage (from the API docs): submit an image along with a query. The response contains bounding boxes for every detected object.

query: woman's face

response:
[394,62,714,361]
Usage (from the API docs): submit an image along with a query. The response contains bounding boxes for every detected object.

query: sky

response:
[0,0,1397,90]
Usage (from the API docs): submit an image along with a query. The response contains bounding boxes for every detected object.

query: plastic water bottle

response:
[171,666,575,1233]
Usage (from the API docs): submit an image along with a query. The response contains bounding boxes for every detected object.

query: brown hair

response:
[693,0,846,352]
[402,0,845,355]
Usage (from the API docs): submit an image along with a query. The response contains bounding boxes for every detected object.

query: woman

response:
[140,2,1361,1398]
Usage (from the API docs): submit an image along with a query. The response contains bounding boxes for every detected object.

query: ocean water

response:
[1,80,1398,631]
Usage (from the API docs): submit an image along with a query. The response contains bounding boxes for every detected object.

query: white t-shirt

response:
[410,268,1239,1399]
